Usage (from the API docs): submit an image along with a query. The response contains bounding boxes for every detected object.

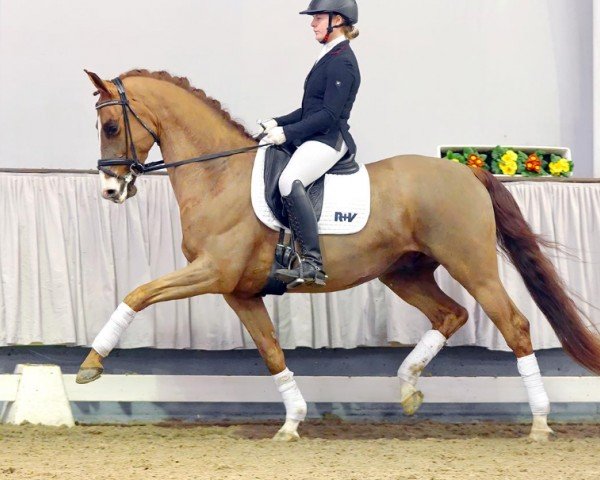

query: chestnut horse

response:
[78,69,600,441]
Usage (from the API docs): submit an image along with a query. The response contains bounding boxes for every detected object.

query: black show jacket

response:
[275,40,361,155]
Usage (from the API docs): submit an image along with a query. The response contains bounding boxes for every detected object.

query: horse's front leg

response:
[224,294,307,442]
[76,257,225,384]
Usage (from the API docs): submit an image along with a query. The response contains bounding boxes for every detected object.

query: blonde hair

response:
[342,25,359,40]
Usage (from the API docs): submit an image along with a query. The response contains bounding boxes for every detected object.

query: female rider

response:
[263,0,360,287]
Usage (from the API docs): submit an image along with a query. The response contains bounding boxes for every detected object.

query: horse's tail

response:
[471,168,600,374]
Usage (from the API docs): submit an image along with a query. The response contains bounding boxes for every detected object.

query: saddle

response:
[263,145,359,228]
[251,143,370,296]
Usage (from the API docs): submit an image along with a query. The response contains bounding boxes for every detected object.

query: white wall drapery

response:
[1,172,598,351]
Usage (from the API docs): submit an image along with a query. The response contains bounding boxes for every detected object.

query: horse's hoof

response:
[528,427,555,443]
[401,389,424,416]
[528,415,555,442]
[75,367,103,384]
[400,383,424,416]
[272,429,300,442]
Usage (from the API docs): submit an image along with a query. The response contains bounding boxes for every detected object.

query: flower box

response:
[437,145,573,177]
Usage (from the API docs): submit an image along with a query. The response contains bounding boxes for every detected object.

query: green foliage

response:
[443,150,466,164]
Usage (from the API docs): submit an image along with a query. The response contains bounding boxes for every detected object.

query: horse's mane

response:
[120,69,253,140]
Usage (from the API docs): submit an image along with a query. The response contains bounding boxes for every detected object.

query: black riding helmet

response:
[300,0,358,43]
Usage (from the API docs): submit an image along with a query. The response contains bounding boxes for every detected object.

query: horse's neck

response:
[151,88,256,211]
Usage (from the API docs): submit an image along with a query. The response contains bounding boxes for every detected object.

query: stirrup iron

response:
[275,255,328,289]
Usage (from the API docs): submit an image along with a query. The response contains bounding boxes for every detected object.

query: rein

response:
[96,78,269,179]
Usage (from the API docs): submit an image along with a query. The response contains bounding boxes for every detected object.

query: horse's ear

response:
[84,69,110,96]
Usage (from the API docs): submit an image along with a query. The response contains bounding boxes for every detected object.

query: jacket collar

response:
[308,39,350,76]
[316,35,348,63]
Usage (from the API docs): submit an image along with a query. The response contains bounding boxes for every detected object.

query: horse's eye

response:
[103,120,119,138]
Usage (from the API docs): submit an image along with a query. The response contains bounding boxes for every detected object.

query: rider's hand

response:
[258,119,278,133]
[265,127,286,145]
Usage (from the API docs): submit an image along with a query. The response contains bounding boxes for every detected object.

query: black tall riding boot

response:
[275,180,327,288]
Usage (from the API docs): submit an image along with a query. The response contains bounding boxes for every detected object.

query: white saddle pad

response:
[251,145,370,235]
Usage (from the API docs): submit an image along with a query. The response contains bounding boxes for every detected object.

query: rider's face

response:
[311,13,342,43]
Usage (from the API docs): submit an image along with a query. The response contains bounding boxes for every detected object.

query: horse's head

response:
[86,70,160,203]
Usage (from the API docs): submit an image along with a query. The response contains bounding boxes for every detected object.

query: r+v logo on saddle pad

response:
[334,212,358,222]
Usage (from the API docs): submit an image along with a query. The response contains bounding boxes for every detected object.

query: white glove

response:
[265,126,286,145]
[258,118,278,133]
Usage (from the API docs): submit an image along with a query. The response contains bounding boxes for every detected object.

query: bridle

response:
[96,78,160,180]
[96,77,269,183]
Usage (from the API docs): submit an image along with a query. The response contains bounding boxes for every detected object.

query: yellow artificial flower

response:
[450,158,461,163]
[498,150,518,175]
[499,160,518,175]
[549,158,571,176]
[501,150,518,163]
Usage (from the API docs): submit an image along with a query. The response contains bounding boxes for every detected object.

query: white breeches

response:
[278,140,348,196]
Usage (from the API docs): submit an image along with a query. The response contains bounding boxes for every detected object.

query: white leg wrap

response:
[517,353,550,416]
[273,368,307,422]
[91,303,136,357]
[398,330,447,386]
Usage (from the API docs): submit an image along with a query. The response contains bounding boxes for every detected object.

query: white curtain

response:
[1,172,599,351]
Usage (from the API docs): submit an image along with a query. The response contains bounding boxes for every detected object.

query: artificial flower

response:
[467,154,485,168]
[501,150,518,164]
[499,159,518,175]
[549,158,571,176]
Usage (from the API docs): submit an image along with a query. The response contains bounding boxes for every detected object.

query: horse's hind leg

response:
[379,262,469,415]
[465,277,553,441]
[438,243,553,441]
[224,294,307,442]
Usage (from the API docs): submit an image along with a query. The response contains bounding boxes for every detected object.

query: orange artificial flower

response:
[467,154,484,168]
[525,154,542,172]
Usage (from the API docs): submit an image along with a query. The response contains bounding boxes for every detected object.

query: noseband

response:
[96,78,270,182]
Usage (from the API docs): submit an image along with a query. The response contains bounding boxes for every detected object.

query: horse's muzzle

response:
[100,171,138,203]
